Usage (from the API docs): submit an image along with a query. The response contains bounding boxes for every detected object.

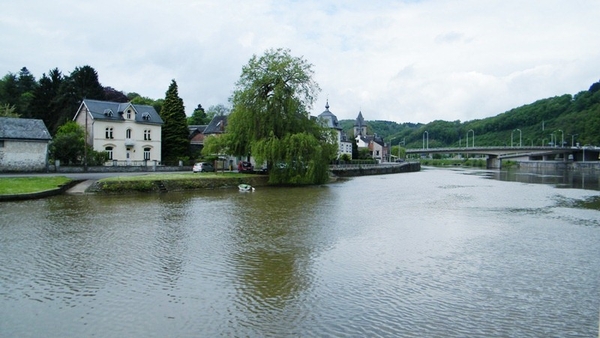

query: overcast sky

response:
[2,0,599,123]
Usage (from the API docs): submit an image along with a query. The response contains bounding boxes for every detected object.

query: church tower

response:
[354,111,367,137]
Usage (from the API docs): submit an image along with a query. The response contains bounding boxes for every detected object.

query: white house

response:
[73,99,163,164]
[317,101,353,158]
[354,111,385,161]
[0,117,52,172]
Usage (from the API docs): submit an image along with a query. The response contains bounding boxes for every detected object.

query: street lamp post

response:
[511,129,522,147]
[466,129,474,148]
[558,129,564,147]
[570,134,578,147]
[423,131,429,150]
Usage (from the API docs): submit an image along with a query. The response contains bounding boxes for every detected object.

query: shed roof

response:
[0,117,52,141]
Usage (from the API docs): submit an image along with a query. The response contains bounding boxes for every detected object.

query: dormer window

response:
[104,109,114,117]
[142,112,151,121]
[126,110,132,119]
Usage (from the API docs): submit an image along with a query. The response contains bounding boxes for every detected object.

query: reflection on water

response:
[477,167,600,191]
[1,169,599,337]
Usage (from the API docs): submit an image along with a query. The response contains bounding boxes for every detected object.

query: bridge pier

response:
[486,155,501,169]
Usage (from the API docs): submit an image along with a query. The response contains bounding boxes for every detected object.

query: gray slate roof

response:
[318,102,342,130]
[203,115,227,134]
[80,99,163,124]
[0,117,52,141]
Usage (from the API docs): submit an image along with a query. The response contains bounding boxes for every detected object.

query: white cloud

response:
[1,0,599,123]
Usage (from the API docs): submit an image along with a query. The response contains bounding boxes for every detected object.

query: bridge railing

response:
[405,146,577,153]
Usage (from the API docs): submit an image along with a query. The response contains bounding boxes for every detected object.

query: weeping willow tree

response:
[203,48,337,184]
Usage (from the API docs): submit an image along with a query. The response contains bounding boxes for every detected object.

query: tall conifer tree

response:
[160,79,190,164]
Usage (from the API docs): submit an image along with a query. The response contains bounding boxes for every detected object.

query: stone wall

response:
[330,162,421,177]
[518,161,599,170]
[0,140,48,172]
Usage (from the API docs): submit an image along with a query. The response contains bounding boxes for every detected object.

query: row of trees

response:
[1,50,339,184]
[0,65,232,166]
[337,80,600,150]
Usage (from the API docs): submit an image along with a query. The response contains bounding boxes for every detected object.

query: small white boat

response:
[238,184,255,192]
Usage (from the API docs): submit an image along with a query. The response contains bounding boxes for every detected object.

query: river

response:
[1,167,599,337]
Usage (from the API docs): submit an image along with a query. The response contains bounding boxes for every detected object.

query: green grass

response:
[0,176,72,195]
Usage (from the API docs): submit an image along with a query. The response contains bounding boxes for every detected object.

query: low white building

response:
[354,111,385,161]
[0,117,52,172]
[73,99,163,164]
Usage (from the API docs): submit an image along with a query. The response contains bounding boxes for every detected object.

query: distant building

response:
[189,124,207,155]
[317,101,352,158]
[73,99,163,164]
[0,117,52,172]
[354,111,385,161]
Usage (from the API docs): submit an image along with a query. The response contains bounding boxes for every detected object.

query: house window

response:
[144,147,151,160]
[126,128,132,139]
[127,110,131,119]
[105,127,113,139]
[105,146,113,160]
[144,130,151,140]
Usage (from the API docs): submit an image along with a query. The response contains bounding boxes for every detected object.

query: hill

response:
[339,80,600,149]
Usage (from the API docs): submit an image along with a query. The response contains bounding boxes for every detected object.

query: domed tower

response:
[318,100,341,130]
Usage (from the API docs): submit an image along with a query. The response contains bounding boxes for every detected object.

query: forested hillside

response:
[340,80,600,148]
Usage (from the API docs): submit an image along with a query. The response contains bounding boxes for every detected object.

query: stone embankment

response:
[330,162,421,177]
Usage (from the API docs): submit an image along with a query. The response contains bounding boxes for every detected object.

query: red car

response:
[238,161,254,172]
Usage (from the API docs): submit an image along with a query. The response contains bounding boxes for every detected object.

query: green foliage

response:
[219,48,335,185]
[160,80,190,164]
[0,104,19,117]
[30,68,63,132]
[339,81,600,149]
[49,121,85,165]
[187,104,209,125]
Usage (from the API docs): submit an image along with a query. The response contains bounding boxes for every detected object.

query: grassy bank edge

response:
[0,176,73,195]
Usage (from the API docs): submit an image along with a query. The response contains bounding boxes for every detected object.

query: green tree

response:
[204,48,336,184]
[187,103,208,125]
[16,67,37,117]
[30,68,64,132]
[0,104,19,117]
[206,104,230,121]
[0,73,19,108]
[160,80,190,164]
[128,92,163,115]
[53,66,105,133]
[49,121,85,165]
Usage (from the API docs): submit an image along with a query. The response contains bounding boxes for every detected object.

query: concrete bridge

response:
[405,146,599,169]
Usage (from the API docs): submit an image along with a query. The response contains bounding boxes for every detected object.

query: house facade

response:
[0,117,52,172]
[354,111,386,161]
[317,102,352,158]
[73,99,163,164]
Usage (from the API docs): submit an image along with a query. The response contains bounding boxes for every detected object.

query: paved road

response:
[0,171,189,180]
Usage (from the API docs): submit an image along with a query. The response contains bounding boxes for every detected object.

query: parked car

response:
[238,161,254,172]
[193,162,215,173]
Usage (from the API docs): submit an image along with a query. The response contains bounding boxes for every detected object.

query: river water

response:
[1,167,599,337]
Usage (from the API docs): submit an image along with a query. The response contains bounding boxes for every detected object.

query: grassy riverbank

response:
[93,172,269,193]
[0,176,72,195]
